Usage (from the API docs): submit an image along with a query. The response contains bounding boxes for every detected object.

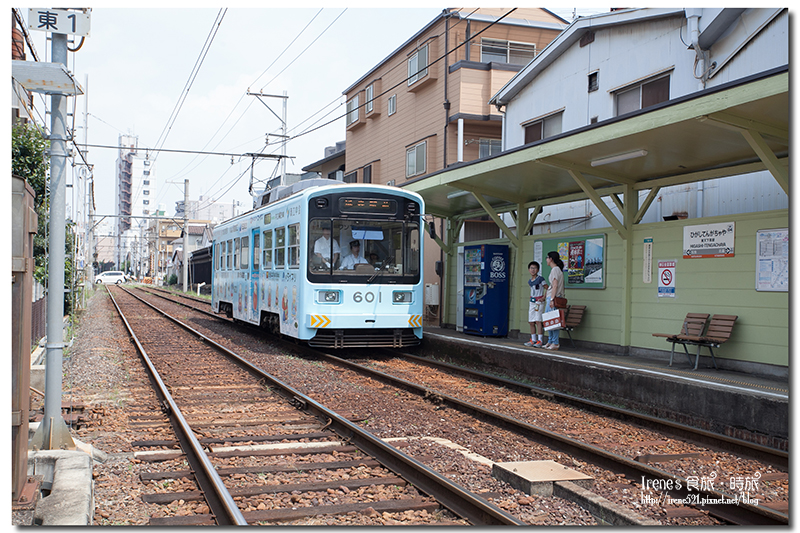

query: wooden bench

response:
[653,313,710,368]
[672,314,738,370]
[562,305,586,348]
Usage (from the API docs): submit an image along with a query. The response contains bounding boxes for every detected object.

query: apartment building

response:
[115,134,157,270]
[342,8,567,187]
[342,8,567,306]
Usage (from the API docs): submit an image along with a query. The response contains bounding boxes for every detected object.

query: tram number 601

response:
[353,291,379,303]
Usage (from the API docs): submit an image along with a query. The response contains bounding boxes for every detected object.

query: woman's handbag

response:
[553,296,568,309]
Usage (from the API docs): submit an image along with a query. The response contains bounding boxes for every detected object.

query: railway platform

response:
[414,327,788,451]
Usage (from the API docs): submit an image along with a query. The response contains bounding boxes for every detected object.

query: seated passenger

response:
[368,253,380,266]
[340,240,368,269]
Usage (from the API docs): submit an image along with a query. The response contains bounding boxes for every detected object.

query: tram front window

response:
[308,219,420,282]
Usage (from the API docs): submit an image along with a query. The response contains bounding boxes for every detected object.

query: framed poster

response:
[756,228,788,292]
[535,234,606,289]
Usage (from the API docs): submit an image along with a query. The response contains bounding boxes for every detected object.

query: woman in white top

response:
[544,251,566,350]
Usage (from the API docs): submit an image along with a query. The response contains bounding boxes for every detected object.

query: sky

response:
[13,6,609,233]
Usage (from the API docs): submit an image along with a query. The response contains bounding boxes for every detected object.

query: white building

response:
[114,134,157,273]
[176,195,239,224]
[490,8,788,231]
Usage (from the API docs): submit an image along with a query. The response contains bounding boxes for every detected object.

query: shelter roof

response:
[403,68,788,220]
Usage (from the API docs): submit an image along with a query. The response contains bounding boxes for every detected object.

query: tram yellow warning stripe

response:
[409,315,422,328]
[309,315,331,328]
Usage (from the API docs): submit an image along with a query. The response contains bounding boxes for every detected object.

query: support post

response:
[182,179,189,293]
[620,184,637,348]
[31,32,75,451]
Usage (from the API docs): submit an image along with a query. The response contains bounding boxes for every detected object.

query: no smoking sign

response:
[658,261,676,298]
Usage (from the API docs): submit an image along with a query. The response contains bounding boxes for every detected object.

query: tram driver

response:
[340,240,369,269]
[313,225,340,269]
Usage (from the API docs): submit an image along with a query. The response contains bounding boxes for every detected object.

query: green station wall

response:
[444,209,788,368]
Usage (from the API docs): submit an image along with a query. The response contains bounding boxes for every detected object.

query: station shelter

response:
[404,69,788,377]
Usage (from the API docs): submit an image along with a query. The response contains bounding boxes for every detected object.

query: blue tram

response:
[211,180,424,348]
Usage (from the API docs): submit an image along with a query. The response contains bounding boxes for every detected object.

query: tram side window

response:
[275,227,286,268]
[226,240,232,269]
[263,230,273,269]
[241,236,249,270]
[233,238,240,269]
[215,243,220,270]
[253,232,260,270]
[288,223,300,268]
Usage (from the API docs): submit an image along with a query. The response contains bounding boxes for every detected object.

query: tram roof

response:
[402,68,788,220]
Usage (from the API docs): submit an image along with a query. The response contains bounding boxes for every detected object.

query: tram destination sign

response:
[28,9,91,36]
[683,222,735,259]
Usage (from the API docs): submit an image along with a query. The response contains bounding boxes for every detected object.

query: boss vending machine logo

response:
[490,255,507,280]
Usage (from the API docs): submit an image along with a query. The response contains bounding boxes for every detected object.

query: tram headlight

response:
[392,291,413,304]
[318,290,340,303]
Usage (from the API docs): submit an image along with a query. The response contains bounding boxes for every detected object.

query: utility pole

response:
[31,31,75,451]
[246,90,290,186]
[182,179,189,293]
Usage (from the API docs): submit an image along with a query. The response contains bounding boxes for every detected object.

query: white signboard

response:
[756,228,788,292]
[643,237,653,284]
[658,260,676,298]
[28,9,91,36]
[683,222,735,258]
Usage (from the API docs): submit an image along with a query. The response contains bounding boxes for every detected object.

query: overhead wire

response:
[161,8,326,187]
[150,8,227,164]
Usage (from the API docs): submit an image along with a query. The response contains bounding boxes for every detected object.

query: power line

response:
[283,8,515,144]
[151,9,227,164]
[161,8,328,186]
[80,142,287,159]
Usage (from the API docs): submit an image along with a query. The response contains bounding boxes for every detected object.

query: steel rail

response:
[396,351,788,469]
[106,287,248,526]
[117,286,524,526]
[304,349,788,526]
[131,285,788,525]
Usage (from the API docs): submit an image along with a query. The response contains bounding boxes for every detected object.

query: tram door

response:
[251,229,260,322]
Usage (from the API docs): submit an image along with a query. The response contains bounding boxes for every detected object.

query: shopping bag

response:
[543,309,566,331]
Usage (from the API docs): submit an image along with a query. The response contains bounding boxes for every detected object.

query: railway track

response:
[106,285,523,526]
[127,284,788,525]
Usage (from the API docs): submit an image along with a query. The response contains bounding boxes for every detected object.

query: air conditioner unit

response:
[387,180,396,187]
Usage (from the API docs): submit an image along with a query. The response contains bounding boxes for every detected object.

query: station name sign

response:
[683,222,735,259]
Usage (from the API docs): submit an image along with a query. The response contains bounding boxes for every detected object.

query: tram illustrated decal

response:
[211,181,425,348]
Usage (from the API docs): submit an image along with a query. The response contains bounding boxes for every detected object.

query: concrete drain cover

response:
[492,460,594,496]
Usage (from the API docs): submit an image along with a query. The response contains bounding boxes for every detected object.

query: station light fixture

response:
[590,149,648,167]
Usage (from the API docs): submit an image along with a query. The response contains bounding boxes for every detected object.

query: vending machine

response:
[463,244,509,336]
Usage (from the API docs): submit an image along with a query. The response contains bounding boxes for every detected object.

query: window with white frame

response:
[240,235,249,270]
[481,39,536,65]
[365,84,374,114]
[262,230,272,269]
[615,74,670,116]
[406,141,426,178]
[275,227,285,268]
[288,224,300,268]
[346,94,359,126]
[524,111,563,144]
[479,139,502,159]
[408,44,429,86]
[388,94,397,115]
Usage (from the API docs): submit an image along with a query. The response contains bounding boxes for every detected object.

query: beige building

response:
[341,8,567,311]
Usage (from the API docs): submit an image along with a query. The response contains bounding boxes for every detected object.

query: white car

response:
[95,271,126,284]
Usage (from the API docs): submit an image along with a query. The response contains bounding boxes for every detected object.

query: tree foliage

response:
[12,123,50,285]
